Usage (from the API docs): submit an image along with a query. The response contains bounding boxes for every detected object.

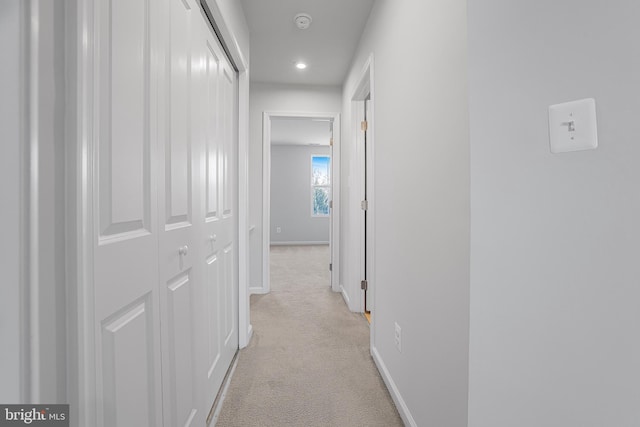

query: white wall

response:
[271,145,330,244]
[341,0,470,425]
[0,0,24,404]
[248,83,341,289]
[468,2,640,426]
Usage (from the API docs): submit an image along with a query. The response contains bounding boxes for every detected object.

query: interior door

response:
[89,2,238,425]
[157,0,205,425]
[329,121,334,286]
[364,99,372,313]
[361,99,372,313]
[93,0,164,425]
[201,20,240,405]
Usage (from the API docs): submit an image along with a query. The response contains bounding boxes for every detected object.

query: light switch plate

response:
[548,98,598,153]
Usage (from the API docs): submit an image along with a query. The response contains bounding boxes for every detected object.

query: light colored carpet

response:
[215,245,403,427]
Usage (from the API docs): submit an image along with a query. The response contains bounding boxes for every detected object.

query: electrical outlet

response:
[394,322,402,353]
[276,227,281,233]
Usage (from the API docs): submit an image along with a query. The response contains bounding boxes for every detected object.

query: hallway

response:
[5,1,640,426]
[216,246,402,426]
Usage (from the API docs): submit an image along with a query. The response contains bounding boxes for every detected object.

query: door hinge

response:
[361,280,368,291]
[329,200,333,209]
[329,137,334,147]
[329,263,333,271]
[361,200,368,211]
[361,120,368,132]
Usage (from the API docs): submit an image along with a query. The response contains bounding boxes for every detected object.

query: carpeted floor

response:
[215,245,403,427]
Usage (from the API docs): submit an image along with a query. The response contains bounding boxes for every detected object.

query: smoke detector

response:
[294,13,312,30]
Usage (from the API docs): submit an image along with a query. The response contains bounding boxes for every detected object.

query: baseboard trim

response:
[206,351,239,426]
[249,286,269,295]
[245,324,253,347]
[270,241,329,246]
[340,285,351,309]
[371,346,418,427]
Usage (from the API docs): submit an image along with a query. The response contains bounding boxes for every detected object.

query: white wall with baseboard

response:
[271,145,330,244]
[341,0,470,425]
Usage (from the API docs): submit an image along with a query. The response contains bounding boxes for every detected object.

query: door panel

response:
[206,253,222,380]
[223,244,234,342]
[101,297,156,427]
[205,42,220,221]
[99,0,151,239]
[166,0,192,227]
[94,0,163,425]
[203,38,224,400]
[222,67,233,217]
[158,0,203,425]
[99,0,150,237]
[201,27,238,404]
[165,271,197,427]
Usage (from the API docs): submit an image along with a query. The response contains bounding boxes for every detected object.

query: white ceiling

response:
[271,118,331,146]
[239,0,375,86]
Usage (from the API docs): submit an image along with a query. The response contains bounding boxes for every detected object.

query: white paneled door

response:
[88,0,238,425]
[158,0,202,425]
[199,21,240,402]
[94,0,163,425]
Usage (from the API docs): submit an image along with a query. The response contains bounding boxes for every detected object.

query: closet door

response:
[200,22,240,405]
[92,0,163,425]
[157,0,206,425]
[86,1,238,425]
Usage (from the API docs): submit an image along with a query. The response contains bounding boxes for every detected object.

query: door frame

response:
[351,55,375,344]
[199,0,252,350]
[261,111,341,294]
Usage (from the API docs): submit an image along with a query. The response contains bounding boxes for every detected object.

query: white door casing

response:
[329,122,334,285]
[364,99,373,313]
[350,54,375,341]
[355,102,366,313]
[198,0,253,352]
[261,112,342,294]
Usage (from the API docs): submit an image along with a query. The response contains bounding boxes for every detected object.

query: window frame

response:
[310,154,331,217]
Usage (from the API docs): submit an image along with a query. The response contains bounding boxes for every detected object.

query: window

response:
[311,155,331,216]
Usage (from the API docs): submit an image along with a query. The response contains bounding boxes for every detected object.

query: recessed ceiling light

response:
[295,62,307,70]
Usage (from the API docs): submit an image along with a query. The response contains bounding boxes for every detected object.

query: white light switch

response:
[548,98,598,153]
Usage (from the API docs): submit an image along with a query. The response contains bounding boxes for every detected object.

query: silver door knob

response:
[209,234,217,242]
[178,245,189,256]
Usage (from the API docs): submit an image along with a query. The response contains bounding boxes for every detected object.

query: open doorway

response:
[261,112,341,294]
[270,118,332,246]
